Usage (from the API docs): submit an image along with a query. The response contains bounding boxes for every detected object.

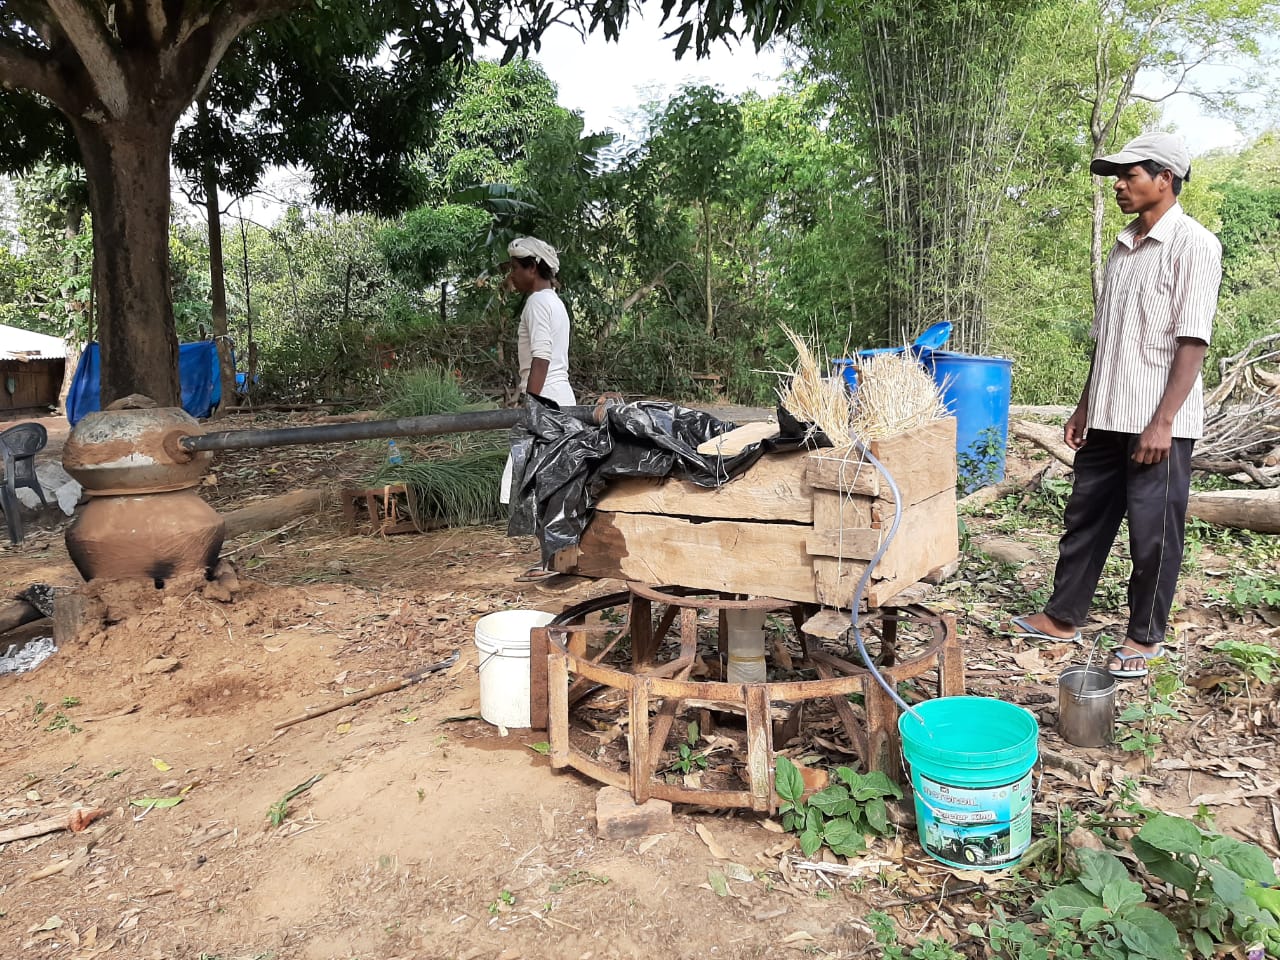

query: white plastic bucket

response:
[474,609,555,728]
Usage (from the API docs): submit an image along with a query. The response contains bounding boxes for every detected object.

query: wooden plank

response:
[814,489,958,607]
[595,450,812,523]
[801,608,851,641]
[870,416,956,479]
[806,418,957,507]
[805,451,882,497]
[877,488,958,582]
[805,528,882,560]
[548,653,571,769]
[814,557,867,608]
[529,626,550,731]
[811,488,872,530]
[812,488,873,608]
[629,681,652,802]
[743,683,775,811]
[571,512,819,604]
[695,421,781,455]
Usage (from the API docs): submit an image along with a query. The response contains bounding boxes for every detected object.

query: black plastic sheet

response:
[508,397,819,565]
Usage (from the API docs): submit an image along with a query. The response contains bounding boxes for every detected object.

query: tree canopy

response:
[0,0,808,405]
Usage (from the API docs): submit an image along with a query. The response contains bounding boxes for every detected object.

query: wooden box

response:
[551,418,959,609]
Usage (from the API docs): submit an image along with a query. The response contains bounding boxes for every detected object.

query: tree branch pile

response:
[1198,331,1280,478]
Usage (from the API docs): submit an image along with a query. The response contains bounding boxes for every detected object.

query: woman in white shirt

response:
[499,236,575,581]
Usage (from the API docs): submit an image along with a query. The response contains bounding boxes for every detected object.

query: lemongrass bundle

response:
[849,351,948,442]
[776,324,853,446]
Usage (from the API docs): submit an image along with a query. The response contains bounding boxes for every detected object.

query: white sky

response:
[528,13,792,139]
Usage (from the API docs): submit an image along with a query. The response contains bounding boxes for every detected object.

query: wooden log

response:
[595,449,812,523]
[1011,420,1075,467]
[1187,489,1280,534]
[958,465,1050,511]
[221,488,328,539]
[572,512,818,603]
[0,600,43,634]
[1011,404,1073,419]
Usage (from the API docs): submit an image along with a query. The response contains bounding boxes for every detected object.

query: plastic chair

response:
[0,484,21,545]
[0,422,48,544]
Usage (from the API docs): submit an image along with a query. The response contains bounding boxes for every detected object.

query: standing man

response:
[498,236,577,582]
[1010,132,1221,679]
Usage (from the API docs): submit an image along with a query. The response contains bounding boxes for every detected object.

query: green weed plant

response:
[1211,639,1279,685]
[775,756,901,858]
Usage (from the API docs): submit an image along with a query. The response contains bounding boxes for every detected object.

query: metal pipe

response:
[180,406,602,454]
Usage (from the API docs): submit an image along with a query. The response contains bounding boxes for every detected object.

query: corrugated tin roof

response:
[0,324,67,360]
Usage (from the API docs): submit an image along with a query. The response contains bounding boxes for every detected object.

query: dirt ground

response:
[0,410,1277,960]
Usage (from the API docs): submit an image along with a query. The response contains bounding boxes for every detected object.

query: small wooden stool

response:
[340,484,423,536]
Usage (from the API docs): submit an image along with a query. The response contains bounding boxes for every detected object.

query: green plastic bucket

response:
[898,696,1039,870]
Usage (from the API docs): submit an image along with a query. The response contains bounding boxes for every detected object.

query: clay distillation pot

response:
[62,397,226,583]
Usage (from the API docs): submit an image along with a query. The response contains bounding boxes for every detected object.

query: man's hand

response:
[1064,404,1089,450]
[1133,420,1173,464]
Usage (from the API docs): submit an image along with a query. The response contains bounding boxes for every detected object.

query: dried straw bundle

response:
[849,351,947,442]
[777,325,853,445]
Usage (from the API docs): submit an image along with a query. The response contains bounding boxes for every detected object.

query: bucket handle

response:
[473,650,517,670]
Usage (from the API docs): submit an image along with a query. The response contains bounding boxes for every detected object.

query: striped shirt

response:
[1089,203,1220,439]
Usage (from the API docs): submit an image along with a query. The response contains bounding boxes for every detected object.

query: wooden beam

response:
[813,489,958,606]
[807,418,957,506]
[595,449,813,523]
[572,512,819,604]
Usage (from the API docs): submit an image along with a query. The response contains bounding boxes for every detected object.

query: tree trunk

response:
[702,198,714,338]
[202,165,236,418]
[56,339,82,415]
[72,116,180,407]
[1090,177,1107,304]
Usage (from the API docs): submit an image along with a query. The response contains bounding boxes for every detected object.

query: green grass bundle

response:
[376,444,508,527]
[381,364,471,418]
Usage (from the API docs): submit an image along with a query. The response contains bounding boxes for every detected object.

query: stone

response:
[594,786,673,840]
[977,537,1038,565]
[142,657,181,675]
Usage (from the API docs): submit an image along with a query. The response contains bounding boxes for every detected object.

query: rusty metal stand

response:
[537,584,963,813]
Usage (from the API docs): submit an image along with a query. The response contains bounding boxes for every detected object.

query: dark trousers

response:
[1045,429,1194,646]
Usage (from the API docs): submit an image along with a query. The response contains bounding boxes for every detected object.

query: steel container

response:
[1058,665,1116,748]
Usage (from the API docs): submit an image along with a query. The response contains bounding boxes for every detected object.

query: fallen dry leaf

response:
[1190,783,1279,807]
[637,834,665,855]
[781,930,817,944]
[695,823,730,860]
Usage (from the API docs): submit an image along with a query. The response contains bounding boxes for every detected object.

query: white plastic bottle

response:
[724,608,768,683]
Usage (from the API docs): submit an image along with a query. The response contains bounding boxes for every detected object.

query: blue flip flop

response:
[1008,615,1082,644]
[1108,643,1164,679]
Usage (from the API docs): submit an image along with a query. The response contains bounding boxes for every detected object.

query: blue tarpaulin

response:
[66,341,223,425]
